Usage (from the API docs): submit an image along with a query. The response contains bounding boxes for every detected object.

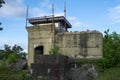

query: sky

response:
[0,0,120,52]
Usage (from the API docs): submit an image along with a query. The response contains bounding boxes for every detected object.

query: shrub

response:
[7,53,17,64]
[49,45,60,55]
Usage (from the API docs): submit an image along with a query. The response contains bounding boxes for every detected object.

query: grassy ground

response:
[99,65,120,80]
[0,66,25,80]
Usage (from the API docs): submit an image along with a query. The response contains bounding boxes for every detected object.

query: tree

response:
[12,44,23,54]
[103,29,120,67]
[4,44,11,52]
[4,44,12,59]
[0,50,5,60]
[0,44,27,60]
[0,0,5,7]
[19,52,27,59]
[0,0,4,31]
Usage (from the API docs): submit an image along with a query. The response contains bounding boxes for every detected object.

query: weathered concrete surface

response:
[56,31,103,58]
[64,64,98,80]
[26,24,103,68]
[31,55,98,80]
[26,25,53,67]
[31,55,73,80]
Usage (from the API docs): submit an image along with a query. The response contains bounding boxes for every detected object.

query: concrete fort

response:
[26,16,103,68]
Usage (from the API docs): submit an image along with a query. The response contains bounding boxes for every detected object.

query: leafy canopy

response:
[103,29,120,67]
[0,44,27,60]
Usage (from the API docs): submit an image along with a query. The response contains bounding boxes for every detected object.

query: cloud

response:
[0,40,27,52]
[0,0,26,18]
[54,12,64,16]
[30,7,49,17]
[68,16,93,28]
[0,0,63,18]
[29,0,64,18]
[108,5,120,24]
[40,0,51,9]
[0,0,52,18]
[29,0,51,17]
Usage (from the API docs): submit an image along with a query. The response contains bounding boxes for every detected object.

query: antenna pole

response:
[64,2,67,31]
[26,5,29,27]
[52,4,55,46]
[64,2,66,17]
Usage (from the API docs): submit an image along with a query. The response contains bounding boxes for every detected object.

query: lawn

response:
[0,66,25,80]
[99,65,120,80]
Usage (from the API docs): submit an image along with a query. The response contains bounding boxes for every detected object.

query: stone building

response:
[26,16,103,68]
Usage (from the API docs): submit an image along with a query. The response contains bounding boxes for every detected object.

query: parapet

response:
[56,30,102,35]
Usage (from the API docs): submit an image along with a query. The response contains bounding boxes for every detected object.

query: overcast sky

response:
[0,0,120,51]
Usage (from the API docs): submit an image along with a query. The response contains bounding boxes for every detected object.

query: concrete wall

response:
[26,25,53,67]
[56,30,103,58]
[26,24,103,68]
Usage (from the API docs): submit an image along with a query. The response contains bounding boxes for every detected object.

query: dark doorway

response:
[34,46,44,55]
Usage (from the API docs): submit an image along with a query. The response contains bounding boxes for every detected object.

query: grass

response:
[0,66,25,80]
[0,63,120,80]
[99,65,120,80]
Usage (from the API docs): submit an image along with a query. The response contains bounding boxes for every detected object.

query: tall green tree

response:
[12,45,23,54]
[103,29,120,67]
[4,44,12,59]
[0,44,27,60]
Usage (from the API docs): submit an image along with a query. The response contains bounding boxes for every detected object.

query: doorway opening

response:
[34,46,44,55]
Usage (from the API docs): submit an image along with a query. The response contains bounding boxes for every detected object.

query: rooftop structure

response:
[28,16,71,28]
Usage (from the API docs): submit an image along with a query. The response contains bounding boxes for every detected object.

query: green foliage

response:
[77,58,100,64]
[0,0,5,31]
[77,58,118,72]
[0,44,27,60]
[7,53,17,64]
[0,67,28,80]
[0,50,6,60]
[12,44,23,54]
[18,52,27,59]
[99,66,120,80]
[49,45,60,55]
[0,0,5,7]
[4,44,11,52]
[97,58,112,71]
[4,44,13,59]
[0,44,28,80]
[88,29,120,71]
[0,44,27,69]
[103,29,120,67]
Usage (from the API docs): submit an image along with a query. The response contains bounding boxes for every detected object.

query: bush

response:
[103,30,120,67]
[49,45,59,55]
[7,53,17,64]
[77,58,115,71]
